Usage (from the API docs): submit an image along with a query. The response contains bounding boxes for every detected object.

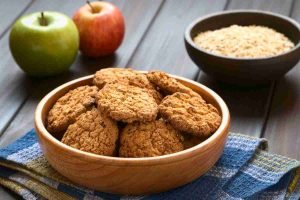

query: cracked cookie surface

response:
[61,108,118,156]
[47,85,98,133]
[97,83,158,123]
[94,68,162,103]
[147,71,204,102]
[119,119,184,157]
[159,92,221,137]
[93,68,137,88]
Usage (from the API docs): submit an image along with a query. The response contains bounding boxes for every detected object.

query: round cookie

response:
[119,119,184,157]
[94,68,162,103]
[159,92,221,137]
[61,107,119,156]
[97,83,158,123]
[47,85,98,133]
[93,68,137,88]
[147,71,204,102]
[128,75,162,104]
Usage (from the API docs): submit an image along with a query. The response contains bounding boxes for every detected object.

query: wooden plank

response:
[0,0,32,138]
[226,0,292,14]
[0,0,90,135]
[196,0,294,137]
[128,0,227,79]
[0,0,85,135]
[0,0,163,147]
[0,0,32,36]
[263,0,300,160]
[197,74,275,137]
[0,36,27,135]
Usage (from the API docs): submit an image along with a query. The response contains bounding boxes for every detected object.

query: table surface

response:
[1,0,300,198]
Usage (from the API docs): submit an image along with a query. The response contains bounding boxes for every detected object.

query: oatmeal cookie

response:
[119,119,184,157]
[47,85,98,133]
[147,71,204,101]
[97,83,158,123]
[61,108,118,156]
[93,68,136,88]
[159,92,221,137]
[93,68,162,103]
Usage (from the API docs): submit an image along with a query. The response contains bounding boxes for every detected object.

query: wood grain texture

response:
[0,34,28,135]
[128,0,227,79]
[0,0,35,135]
[0,0,163,145]
[227,0,293,14]
[0,0,32,36]
[196,0,294,137]
[34,75,230,195]
[0,0,88,136]
[263,0,300,159]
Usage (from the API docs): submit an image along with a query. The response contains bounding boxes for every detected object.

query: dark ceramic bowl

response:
[184,10,300,84]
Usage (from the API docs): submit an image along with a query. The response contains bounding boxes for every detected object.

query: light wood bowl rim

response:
[35,72,230,166]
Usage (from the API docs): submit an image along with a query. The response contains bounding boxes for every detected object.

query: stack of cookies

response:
[46,68,221,158]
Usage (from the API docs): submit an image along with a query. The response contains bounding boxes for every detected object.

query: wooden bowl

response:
[184,10,300,85]
[34,73,230,195]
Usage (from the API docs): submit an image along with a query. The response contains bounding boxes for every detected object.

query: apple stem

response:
[87,1,95,13]
[40,12,47,26]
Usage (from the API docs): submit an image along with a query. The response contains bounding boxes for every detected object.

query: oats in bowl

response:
[193,25,294,58]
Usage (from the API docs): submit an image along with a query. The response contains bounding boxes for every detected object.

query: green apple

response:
[9,11,79,77]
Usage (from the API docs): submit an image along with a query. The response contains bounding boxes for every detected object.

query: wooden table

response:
[0,0,299,198]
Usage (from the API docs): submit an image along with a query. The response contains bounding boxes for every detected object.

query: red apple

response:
[73,1,125,57]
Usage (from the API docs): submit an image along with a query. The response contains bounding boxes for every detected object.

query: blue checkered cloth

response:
[0,129,299,200]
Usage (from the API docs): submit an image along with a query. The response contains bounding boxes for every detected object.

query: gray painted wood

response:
[263,0,300,159]
[0,0,32,36]
[0,0,33,135]
[128,0,227,79]
[226,0,293,14]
